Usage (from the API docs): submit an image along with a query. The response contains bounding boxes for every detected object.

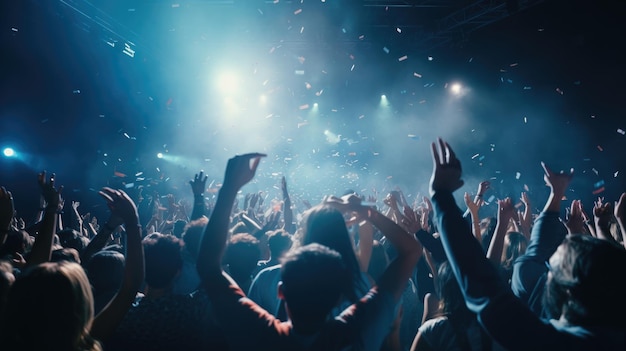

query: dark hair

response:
[57,229,89,252]
[182,217,208,260]
[367,240,389,283]
[280,243,349,333]
[435,261,473,326]
[544,234,626,328]
[143,234,183,289]
[223,233,260,277]
[297,205,368,302]
[267,229,293,259]
[2,261,101,350]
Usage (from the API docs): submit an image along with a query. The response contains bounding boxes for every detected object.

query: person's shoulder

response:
[419,315,450,332]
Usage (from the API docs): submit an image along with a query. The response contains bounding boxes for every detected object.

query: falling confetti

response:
[398,55,408,61]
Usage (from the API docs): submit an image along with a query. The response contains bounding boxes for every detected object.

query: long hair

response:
[295,205,369,302]
[544,234,626,328]
[2,261,102,350]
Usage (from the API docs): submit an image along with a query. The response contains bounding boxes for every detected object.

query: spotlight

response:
[450,83,462,95]
[217,72,239,94]
[157,152,164,159]
[3,147,15,157]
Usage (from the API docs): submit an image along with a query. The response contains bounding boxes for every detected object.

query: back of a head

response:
[86,250,125,293]
[2,261,99,350]
[223,233,260,275]
[267,229,293,259]
[143,234,183,289]
[58,229,88,252]
[367,240,389,282]
[546,234,626,328]
[436,261,471,321]
[501,231,528,270]
[182,217,208,260]
[299,205,364,301]
[280,243,349,333]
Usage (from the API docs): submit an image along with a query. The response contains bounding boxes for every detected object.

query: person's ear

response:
[277,281,285,300]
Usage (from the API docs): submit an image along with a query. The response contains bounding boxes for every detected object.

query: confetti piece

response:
[73,90,81,94]
[299,104,309,110]
[350,64,355,71]
[407,134,419,140]
[556,88,564,95]
[510,63,519,67]
[125,183,135,189]
[594,180,605,188]
[524,117,527,123]
[413,72,422,78]
[523,184,529,191]
[592,187,605,195]
[471,154,480,160]
[294,8,302,15]
[597,145,603,151]
[11,28,18,32]
[383,47,390,54]
[592,168,599,175]
[487,195,496,203]
[428,56,433,61]
[523,86,532,90]
[515,172,521,180]
[114,171,127,178]
[478,156,485,161]
[614,171,619,177]
[348,152,356,156]
[172,3,180,8]
[295,70,305,75]
[398,55,408,61]
[618,128,625,135]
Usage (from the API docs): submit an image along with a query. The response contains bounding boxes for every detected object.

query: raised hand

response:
[429,138,464,195]
[98,187,140,226]
[477,180,491,197]
[541,162,573,195]
[38,171,63,212]
[324,194,371,219]
[223,153,266,191]
[402,205,422,233]
[614,193,626,223]
[565,199,585,234]
[0,186,15,232]
[497,197,516,223]
[464,192,482,214]
[190,171,208,196]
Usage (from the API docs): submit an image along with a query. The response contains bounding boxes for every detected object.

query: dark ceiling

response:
[1,0,625,217]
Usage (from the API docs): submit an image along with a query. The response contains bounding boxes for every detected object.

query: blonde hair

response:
[2,261,102,350]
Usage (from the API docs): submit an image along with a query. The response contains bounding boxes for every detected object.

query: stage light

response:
[313,102,318,108]
[3,147,15,157]
[450,83,462,95]
[157,152,164,159]
[217,72,239,94]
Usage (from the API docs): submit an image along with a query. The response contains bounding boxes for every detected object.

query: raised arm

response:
[325,194,422,301]
[27,171,63,267]
[486,197,515,265]
[90,188,144,341]
[0,186,14,246]
[510,163,572,313]
[463,191,483,242]
[281,176,296,234]
[189,171,208,221]
[197,153,266,284]
[80,207,125,265]
[592,197,617,243]
[614,193,626,249]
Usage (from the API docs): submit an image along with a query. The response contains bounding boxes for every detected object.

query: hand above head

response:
[614,192,625,222]
[565,199,585,234]
[38,171,63,212]
[98,187,140,226]
[477,180,491,197]
[222,153,266,192]
[541,162,573,195]
[190,171,208,196]
[593,197,612,227]
[323,193,371,219]
[429,138,464,196]
[0,186,15,232]
[402,205,422,233]
[497,197,516,223]
[464,192,482,214]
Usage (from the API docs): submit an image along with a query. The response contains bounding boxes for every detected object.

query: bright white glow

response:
[381,94,387,99]
[259,95,267,104]
[313,102,318,108]
[217,72,239,94]
[157,152,164,159]
[3,148,15,157]
[450,83,462,94]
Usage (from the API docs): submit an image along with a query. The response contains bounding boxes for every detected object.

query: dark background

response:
[1,0,625,220]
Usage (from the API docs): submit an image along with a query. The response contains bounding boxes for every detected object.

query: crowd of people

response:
[0,139,624,351]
